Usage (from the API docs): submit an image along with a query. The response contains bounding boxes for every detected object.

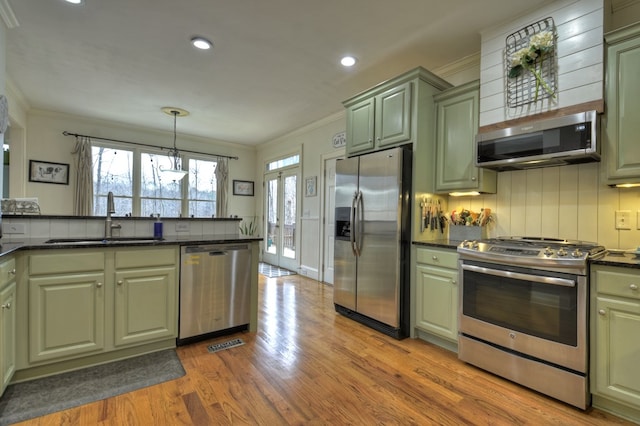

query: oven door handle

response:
[461,264,576,287]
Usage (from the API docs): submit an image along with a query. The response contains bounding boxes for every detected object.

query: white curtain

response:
[215,158,228,218]
[72,136,93,215]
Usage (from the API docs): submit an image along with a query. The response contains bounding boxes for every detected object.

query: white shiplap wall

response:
[449,0,640,251]
[479,0,604,125]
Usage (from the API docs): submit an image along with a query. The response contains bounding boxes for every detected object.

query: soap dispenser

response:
[154,214,163,239]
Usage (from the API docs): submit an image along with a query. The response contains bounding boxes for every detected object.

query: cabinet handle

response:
[630,284,639,291]
[117,280,124,286]
[96,282,103,288]
[598,309,606,316]
[1,302,10,310]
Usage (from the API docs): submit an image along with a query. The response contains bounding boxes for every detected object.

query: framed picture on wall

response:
[233,180,254,196]
[305,176,317,197]
[28,160,70,185]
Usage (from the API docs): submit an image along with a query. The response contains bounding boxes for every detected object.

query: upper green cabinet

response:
[343,67,451,157]
[604,23,640,185]
[434,81,496,193]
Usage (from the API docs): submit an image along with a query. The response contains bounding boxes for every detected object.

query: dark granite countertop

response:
[0,235,261,257]
[412,239,461,250]
[591,250,640,269]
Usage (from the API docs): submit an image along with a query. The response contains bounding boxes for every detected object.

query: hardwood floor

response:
[17,274,633,425]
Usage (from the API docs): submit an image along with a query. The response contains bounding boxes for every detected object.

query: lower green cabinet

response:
[1,255,16,396]
[414,247,459,343]
[27,247,178,366]
[591,265,640,423]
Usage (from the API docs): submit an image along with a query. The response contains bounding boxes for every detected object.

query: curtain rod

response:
[62,131,239,160]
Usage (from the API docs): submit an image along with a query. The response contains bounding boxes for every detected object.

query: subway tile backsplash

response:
[0,216,242,242]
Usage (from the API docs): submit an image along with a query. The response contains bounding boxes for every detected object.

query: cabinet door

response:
[29,272,105,363]
[434,81,495,193]
[346,97,375,155]
[415,264,458,341]
[605,29,640,183]
[114,266,177,347]
[376,82,412,148]
[1,281,16,395]
[593,296,640,408]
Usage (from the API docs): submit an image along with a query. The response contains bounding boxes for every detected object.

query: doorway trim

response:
[319,149,345,284]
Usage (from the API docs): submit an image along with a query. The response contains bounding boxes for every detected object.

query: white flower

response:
[529,31,554,50]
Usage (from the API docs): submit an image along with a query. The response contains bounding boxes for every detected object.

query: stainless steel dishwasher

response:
[177,243,252,345]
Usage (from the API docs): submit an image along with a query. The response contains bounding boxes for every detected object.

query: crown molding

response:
[0,0,19,29]
[433,53,481,78]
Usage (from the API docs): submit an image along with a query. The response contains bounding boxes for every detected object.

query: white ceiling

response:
[4,0,549,146]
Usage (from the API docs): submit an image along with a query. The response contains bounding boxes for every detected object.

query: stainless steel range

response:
[457,237,606,409]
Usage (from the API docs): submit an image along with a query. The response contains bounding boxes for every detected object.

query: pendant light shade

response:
[160,107,189,181]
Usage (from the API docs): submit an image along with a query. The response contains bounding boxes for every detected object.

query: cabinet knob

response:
[630,284,639,291]
[452,279,457,284]
[1,302,10,310]
[471,177,476,181]
[97,282,103,288]
[117,280,124,286]
[9,269,15,276]
[598,309,606,316]
[432,256,438,261]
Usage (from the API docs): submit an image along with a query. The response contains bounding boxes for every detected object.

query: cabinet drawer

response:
[29,251,105,275]
[115,247,177,269]
[0,256,15,287]
[416,248,458,269]
[593,267,640,300]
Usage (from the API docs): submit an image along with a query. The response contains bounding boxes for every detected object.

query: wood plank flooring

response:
[16,274,633,425]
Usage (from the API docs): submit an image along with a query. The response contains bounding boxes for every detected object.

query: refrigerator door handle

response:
[354,190,364,256]
[350,191,359,256]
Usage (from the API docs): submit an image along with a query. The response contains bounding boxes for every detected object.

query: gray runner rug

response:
[0,349,185,425]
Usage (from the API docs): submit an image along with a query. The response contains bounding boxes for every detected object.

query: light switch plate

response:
[636,211,640,230]
[615,210,632,230]
[2,223,26,234]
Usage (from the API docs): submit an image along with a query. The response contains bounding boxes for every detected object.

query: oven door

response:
[459,260,587,373]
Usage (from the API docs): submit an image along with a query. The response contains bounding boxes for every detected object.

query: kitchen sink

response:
[45,237,164,245]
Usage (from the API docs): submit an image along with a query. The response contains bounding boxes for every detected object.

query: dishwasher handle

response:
[208,251,228,256]
[183,244,249,254]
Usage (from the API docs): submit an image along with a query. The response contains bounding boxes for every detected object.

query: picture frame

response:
[233,180,254,196]
[305,176,317,197]
[29,160,70,185]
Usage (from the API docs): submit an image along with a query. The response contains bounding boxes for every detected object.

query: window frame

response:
[91,140,219,217]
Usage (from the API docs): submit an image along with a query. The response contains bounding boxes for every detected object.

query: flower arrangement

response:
[508,30,556,102]
[450,208,493,227]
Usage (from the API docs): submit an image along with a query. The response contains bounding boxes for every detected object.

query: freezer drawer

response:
[179,244,251,343]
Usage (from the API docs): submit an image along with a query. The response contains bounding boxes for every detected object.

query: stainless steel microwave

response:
[475,110,600,171]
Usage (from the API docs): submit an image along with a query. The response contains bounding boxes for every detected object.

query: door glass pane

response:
[283,175,297,259]
[266,178,278,255]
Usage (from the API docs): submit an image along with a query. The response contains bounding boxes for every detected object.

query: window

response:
[92,143,218,217]
[266,154,299,171]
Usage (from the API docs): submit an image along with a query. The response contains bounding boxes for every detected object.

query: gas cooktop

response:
[457,236,606,272]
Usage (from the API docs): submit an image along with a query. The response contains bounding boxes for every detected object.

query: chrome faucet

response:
[105,191,122,238]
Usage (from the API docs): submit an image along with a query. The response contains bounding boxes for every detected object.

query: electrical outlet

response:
[615,210,632,230]
[175,222,190,232]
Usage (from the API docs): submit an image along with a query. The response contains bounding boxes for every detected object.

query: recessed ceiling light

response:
[191,37,213,50]
[340,56,357,67]
[64,0,83,4]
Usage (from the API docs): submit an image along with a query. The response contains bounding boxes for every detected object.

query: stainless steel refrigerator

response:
[334,146,412,339]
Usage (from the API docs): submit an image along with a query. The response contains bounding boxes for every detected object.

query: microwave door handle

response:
[350,192,359,257]
[461,264,576,287]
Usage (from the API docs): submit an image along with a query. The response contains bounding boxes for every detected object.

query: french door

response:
[263,169,298,271]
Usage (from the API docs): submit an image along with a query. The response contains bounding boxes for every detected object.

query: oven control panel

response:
[488,247,540,256]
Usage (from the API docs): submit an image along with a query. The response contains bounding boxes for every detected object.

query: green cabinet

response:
[591,265,640,423]
[0,256,16,396]
[113,249,177,347]
[27,247,177,366]
[343,67,450,157]
[414,247,459,343]
[604,23,640,185]
[434,81,496,193]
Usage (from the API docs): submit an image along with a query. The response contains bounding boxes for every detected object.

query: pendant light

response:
[160,107,189,181]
